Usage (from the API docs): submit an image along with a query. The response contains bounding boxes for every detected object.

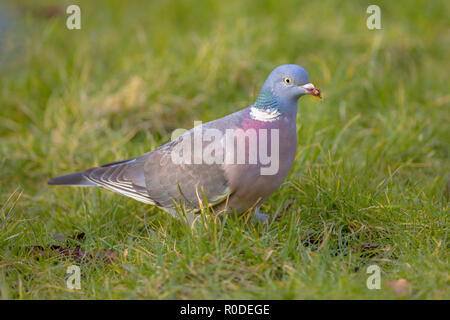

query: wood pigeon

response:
[48,64,321,221]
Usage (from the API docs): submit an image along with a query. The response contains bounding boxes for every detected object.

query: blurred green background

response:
[0,0,448,299]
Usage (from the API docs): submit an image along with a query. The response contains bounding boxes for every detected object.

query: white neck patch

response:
[249,107,281,122]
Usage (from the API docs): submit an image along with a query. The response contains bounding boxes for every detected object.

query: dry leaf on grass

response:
[386,278,411,297]
[10,232,116,264]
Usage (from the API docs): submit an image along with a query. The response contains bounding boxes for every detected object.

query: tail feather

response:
[48,171,98,186]
[47,158,155,205]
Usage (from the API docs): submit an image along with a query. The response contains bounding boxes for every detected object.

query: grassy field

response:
[0,0,448,299]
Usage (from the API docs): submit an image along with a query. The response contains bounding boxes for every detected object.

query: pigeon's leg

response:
[253,202,293,223]
[253,207,271,223]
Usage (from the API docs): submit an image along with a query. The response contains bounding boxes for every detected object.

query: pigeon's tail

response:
[48,158,156,204]
[48,158,138,187]
[47,171,99,186]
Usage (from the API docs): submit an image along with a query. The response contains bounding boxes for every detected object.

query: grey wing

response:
[139,136,232,212]
[69,110,244,210]
[56,134,232,210]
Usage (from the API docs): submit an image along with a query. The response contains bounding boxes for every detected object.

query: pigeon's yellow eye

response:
[283,77,292,85]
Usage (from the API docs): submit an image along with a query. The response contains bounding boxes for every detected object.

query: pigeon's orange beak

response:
[301,83,322,99]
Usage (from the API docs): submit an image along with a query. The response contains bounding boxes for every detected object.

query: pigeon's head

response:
[260,64,321,102]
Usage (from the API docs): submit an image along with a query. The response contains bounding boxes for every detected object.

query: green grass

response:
[0,0,448,299]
